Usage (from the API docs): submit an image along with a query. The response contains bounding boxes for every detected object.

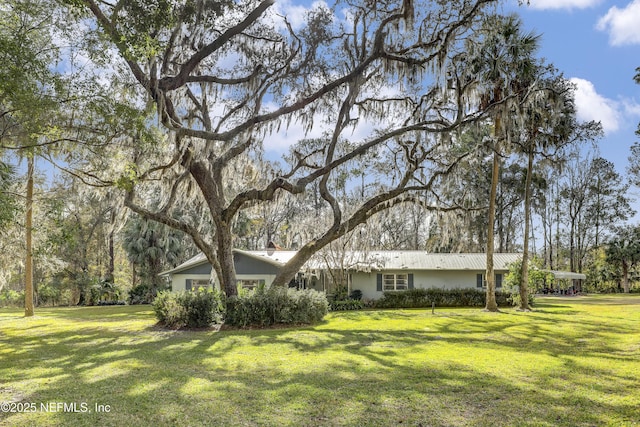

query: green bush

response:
[153,288,224,328]
[0,289,24,308]
[328,285,349,302]
[129,283,151,304]
[225,286,328,327]
[329,299,364,311]
[349,289,363,300]
[96,300,126,306]
[374,288,512,309]
[153,292,186,326]
[503,260,543,307]
[37,283,62,306]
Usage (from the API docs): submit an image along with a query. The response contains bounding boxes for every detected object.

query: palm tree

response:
[122,215,187,300]
[516,74,602,308]
[513,73,574,310]
[467,14,541,311]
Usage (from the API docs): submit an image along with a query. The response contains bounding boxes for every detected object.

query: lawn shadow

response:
[1,299,639,426]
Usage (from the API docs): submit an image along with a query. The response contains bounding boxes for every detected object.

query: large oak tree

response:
[63,0,502,297]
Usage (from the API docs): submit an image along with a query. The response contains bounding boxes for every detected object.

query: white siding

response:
[353,270,502,300]
[170,274,212,292]
[170,273,278,292]
[236,274,278,287]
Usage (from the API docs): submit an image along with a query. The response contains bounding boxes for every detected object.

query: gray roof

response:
[160,250,299,276]
[342,252,521,272]
[544,270,586,280]
[161,250,521,275]
[160,252,209,276]
[236,249,298,266]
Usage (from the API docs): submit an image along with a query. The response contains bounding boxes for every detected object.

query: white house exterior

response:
[161,250,522,299]
[161,250,299,292]
[342,252,521,299]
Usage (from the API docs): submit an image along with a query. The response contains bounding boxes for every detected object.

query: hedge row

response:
[153,287,514,328]
[225,287,328,327]
[153,288,225,328]
[374,288,512,309]
[329,299,364,311]
[153,287,328,329]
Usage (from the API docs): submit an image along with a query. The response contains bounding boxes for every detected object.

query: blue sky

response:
[506,0,640,190]
[268,0,640,180]
[269,0,640,218]
[35,0,640,219]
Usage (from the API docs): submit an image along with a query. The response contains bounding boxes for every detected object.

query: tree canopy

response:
[606,225,640,293]
[0,0,637,308]
[60,0,510,297]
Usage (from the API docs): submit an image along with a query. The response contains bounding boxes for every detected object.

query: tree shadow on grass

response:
[3,331,637,427]
[1,302,639,426]
[31,305,157,322]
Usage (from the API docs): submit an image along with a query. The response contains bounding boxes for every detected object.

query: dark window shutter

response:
[476,274,483,288]
[186,279,192,291]
[376,274,382,292]
[496,274,503,288]
[408,274,414,289]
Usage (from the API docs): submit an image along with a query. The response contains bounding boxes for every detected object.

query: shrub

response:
[180,288,225,327]
[37,283,62,306]
[374,288,512,309]
[153,288,224,328]
[225,286,328,327]
[328,285,349,302]
[0,289,24,308]
[153,291,185,326]
[503,260,541,307]
[349,289,363,300]
[329,299,364,311]
[96,300,126,306]
[129,283,151,305]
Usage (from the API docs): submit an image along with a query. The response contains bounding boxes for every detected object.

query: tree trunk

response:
[554,184,561,271]
[217,224,238,297]
[485,147,500,312]
[569,219,576,273]
[622,260,630,293]
[25,156,34,317]
[105,210,116,283]
[519,148,533,311]
[131,261,137,287]
[272,242,320,288]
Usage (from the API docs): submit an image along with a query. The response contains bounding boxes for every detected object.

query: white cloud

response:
[524,0,601,11]
[622,98,640,117]
[265,0,330,31]
[570,77,621,133]
[596,0,640,45]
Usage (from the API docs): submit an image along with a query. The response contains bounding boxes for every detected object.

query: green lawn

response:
[1,295,639,427]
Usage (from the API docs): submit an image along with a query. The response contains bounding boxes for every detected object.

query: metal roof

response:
[543,270,586,280]
[344,252,521,272]
[236,249,298,266]
[160,250,300,276]
[161,250,522,275]
[160,253,209,276]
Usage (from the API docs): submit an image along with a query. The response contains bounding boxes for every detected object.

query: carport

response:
[543,270,587,294]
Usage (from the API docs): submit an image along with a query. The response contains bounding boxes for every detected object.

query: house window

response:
[476,274,503,288]
[383,274,408,291]
[237,279,265,291]
[187,279,211,291]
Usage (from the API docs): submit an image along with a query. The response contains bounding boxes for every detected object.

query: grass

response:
[1,295,639,427]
